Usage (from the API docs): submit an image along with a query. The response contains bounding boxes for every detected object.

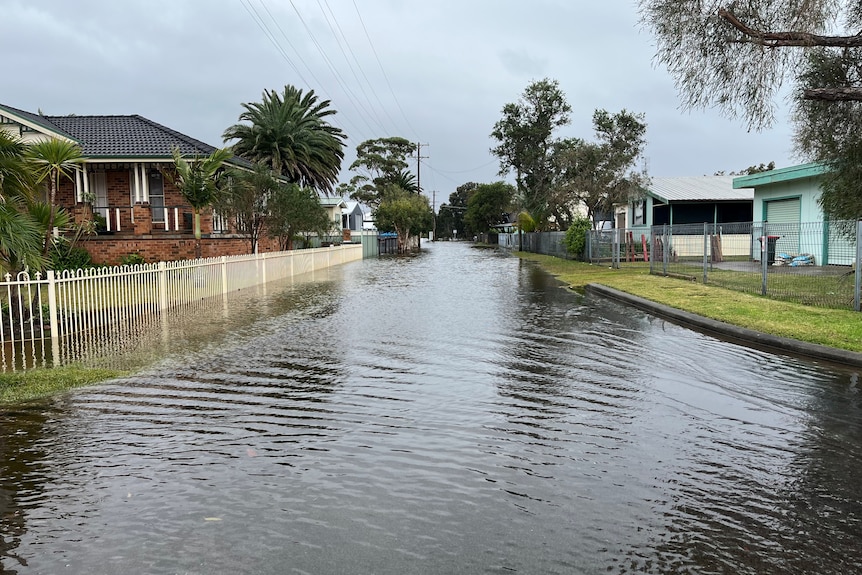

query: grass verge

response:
[0,366,128,404]
[518,252,862,353]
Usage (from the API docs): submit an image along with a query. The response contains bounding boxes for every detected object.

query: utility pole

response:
[415,142,429,194]
[432,189,437,241]
[414,142,429,248]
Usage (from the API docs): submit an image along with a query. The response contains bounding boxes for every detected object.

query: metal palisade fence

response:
[498,221,862,311]
[0,245,363,371]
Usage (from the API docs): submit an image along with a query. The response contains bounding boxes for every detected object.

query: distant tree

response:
[223,85,346,194]
[341,137,416,208]
[638,1,862,220]
[555,109,648,230]
[374,186,433,253]
[27,138,84,258]
[714,161,776,176]
[166,146,232,259]
[464,182,515,234]
[491,78,571,230]
[436,182,476,239]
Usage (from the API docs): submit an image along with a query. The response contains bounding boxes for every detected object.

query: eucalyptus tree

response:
[27,138,84,257]
[223,86,346,194]
[342,137,416,208]
[555,109,648,230]
[167,146,232,259]
[490,78,571,230]
[639,1,862,220]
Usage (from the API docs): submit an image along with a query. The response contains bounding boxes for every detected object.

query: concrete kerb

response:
[585,283,862,369]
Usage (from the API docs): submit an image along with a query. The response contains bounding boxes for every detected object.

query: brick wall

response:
[80,233,283,265]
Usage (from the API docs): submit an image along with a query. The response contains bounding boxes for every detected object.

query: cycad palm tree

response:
[27,138,84,257]
[166,146,232,259]
[223,86,346,194]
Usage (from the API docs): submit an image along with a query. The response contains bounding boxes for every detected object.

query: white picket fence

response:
[1,244,363,370]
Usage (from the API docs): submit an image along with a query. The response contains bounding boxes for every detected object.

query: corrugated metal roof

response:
[647,176,753,203]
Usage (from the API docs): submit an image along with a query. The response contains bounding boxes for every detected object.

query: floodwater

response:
[2,242,861,574]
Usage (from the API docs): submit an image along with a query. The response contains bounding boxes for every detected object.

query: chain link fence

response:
[586,221,862,310]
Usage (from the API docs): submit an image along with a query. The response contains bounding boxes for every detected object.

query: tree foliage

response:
[223,85,346,194]
[794,46,862,220]
[267,183,331,250]
[341,137,416,208]
[27,138,84,257]
[436,182,476,239]
[166,146,232,258]
[562,214,592,260]
[464,182,515,234]
[374,186,433,253]
[491,78,571,229]
[555,109,648,229]
[638,1,862,130]
[217,165,279,254]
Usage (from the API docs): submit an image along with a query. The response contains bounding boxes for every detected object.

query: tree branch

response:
[803,87,862,101]
[718,8,862,48]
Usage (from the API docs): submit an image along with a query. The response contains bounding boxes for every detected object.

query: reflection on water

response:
[1,242,861,574]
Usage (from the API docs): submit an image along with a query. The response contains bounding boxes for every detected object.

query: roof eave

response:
[732,162,827,189]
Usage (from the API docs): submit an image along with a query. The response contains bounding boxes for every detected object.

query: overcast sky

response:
[2,0,798,204]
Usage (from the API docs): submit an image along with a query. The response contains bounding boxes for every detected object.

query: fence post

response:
[703,222,709,283]
[761,222,769,296]
[662,224,669,276]
[47,270,60,366]
[612,229,620,269]
[221,256,228,299]
[855,220,861,312]
[158,261,168,311]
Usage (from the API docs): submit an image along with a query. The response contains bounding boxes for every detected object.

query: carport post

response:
[855,220,861,312]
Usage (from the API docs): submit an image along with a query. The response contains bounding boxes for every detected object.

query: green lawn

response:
[0,366,127,404]
[519,252,862,352]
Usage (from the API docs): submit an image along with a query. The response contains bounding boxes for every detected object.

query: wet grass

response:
[519,252,862,353]
[0,366,127,404]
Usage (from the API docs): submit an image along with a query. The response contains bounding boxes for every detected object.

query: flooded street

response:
[2,241,861,574]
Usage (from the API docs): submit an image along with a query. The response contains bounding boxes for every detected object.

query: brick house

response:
[0,103,286,265]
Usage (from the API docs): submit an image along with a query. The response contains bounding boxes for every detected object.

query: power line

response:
[351,0,420,141]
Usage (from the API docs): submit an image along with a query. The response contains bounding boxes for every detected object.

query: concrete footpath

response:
[585,283,862,369]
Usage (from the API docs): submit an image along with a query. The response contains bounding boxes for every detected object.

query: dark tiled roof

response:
[0,103,242,164]
[45,114,219,158]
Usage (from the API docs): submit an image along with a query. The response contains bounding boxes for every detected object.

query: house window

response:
[632,200,645,226]
[148,171,165,222]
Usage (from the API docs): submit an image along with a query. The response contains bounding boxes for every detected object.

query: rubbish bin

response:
[758,235,780,265]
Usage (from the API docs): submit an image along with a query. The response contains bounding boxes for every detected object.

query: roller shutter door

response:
[764,198,800,223]
[764,198,800,255]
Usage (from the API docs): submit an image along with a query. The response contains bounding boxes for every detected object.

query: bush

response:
[120,253,146,266]
[563,216,592,260]
[50,245,94,271]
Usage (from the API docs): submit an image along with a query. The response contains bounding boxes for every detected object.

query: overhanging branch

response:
[803,87,862,101]
[718,8,862,48]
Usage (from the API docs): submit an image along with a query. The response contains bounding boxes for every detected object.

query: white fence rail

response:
[1,244,363,371]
